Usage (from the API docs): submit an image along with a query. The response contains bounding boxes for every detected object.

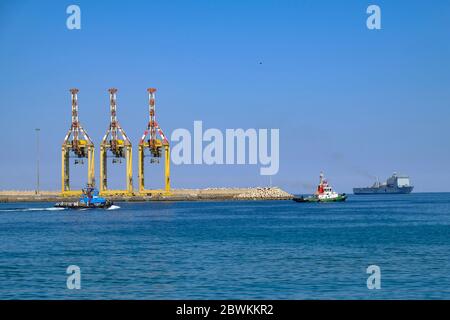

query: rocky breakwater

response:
[234,187,293,200]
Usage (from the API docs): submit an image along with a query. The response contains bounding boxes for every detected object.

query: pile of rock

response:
[234,187,293,200]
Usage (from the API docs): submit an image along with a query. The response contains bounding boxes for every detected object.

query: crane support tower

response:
[61,88,95,196]
[99,88,133,195]
[138,88,170,194]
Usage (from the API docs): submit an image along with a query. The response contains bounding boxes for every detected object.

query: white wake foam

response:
[0,207,66,212]
[31,207,66,211]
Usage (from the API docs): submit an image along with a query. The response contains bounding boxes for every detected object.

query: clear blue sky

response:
[1,0,450,193]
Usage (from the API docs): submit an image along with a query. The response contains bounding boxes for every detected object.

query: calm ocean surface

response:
[1,193,450,299]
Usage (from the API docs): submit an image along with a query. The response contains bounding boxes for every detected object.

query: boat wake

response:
[1,204,120,212]
[0,207,66,212]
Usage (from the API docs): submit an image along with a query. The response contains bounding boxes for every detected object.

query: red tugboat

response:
[293,172,347,203]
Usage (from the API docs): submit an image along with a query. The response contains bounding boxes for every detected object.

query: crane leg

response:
[88,146,95,187]
[126,145,133,194]
[100,145,107,191]
[138,145,144,192]
[165,145,170,192]
[62,148,70,193]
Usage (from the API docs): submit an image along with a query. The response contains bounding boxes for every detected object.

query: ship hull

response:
[353,186,413,195]
[54,200,113,209]
[293,194,347,203]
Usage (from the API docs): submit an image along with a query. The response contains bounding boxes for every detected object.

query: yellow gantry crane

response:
[61,88,95,196]
[138,88,171,194]
[99,88,133,195]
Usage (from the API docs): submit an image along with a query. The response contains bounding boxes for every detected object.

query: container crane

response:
[138,88,170,194]
[61,88,95,196]
[99,88,133,195]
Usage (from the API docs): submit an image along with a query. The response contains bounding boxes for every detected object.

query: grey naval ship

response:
[353,173,413,194]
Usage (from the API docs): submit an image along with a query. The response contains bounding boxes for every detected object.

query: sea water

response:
[1,193,450,299]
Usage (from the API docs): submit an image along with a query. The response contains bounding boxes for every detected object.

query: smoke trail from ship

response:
[330,152,377,180]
